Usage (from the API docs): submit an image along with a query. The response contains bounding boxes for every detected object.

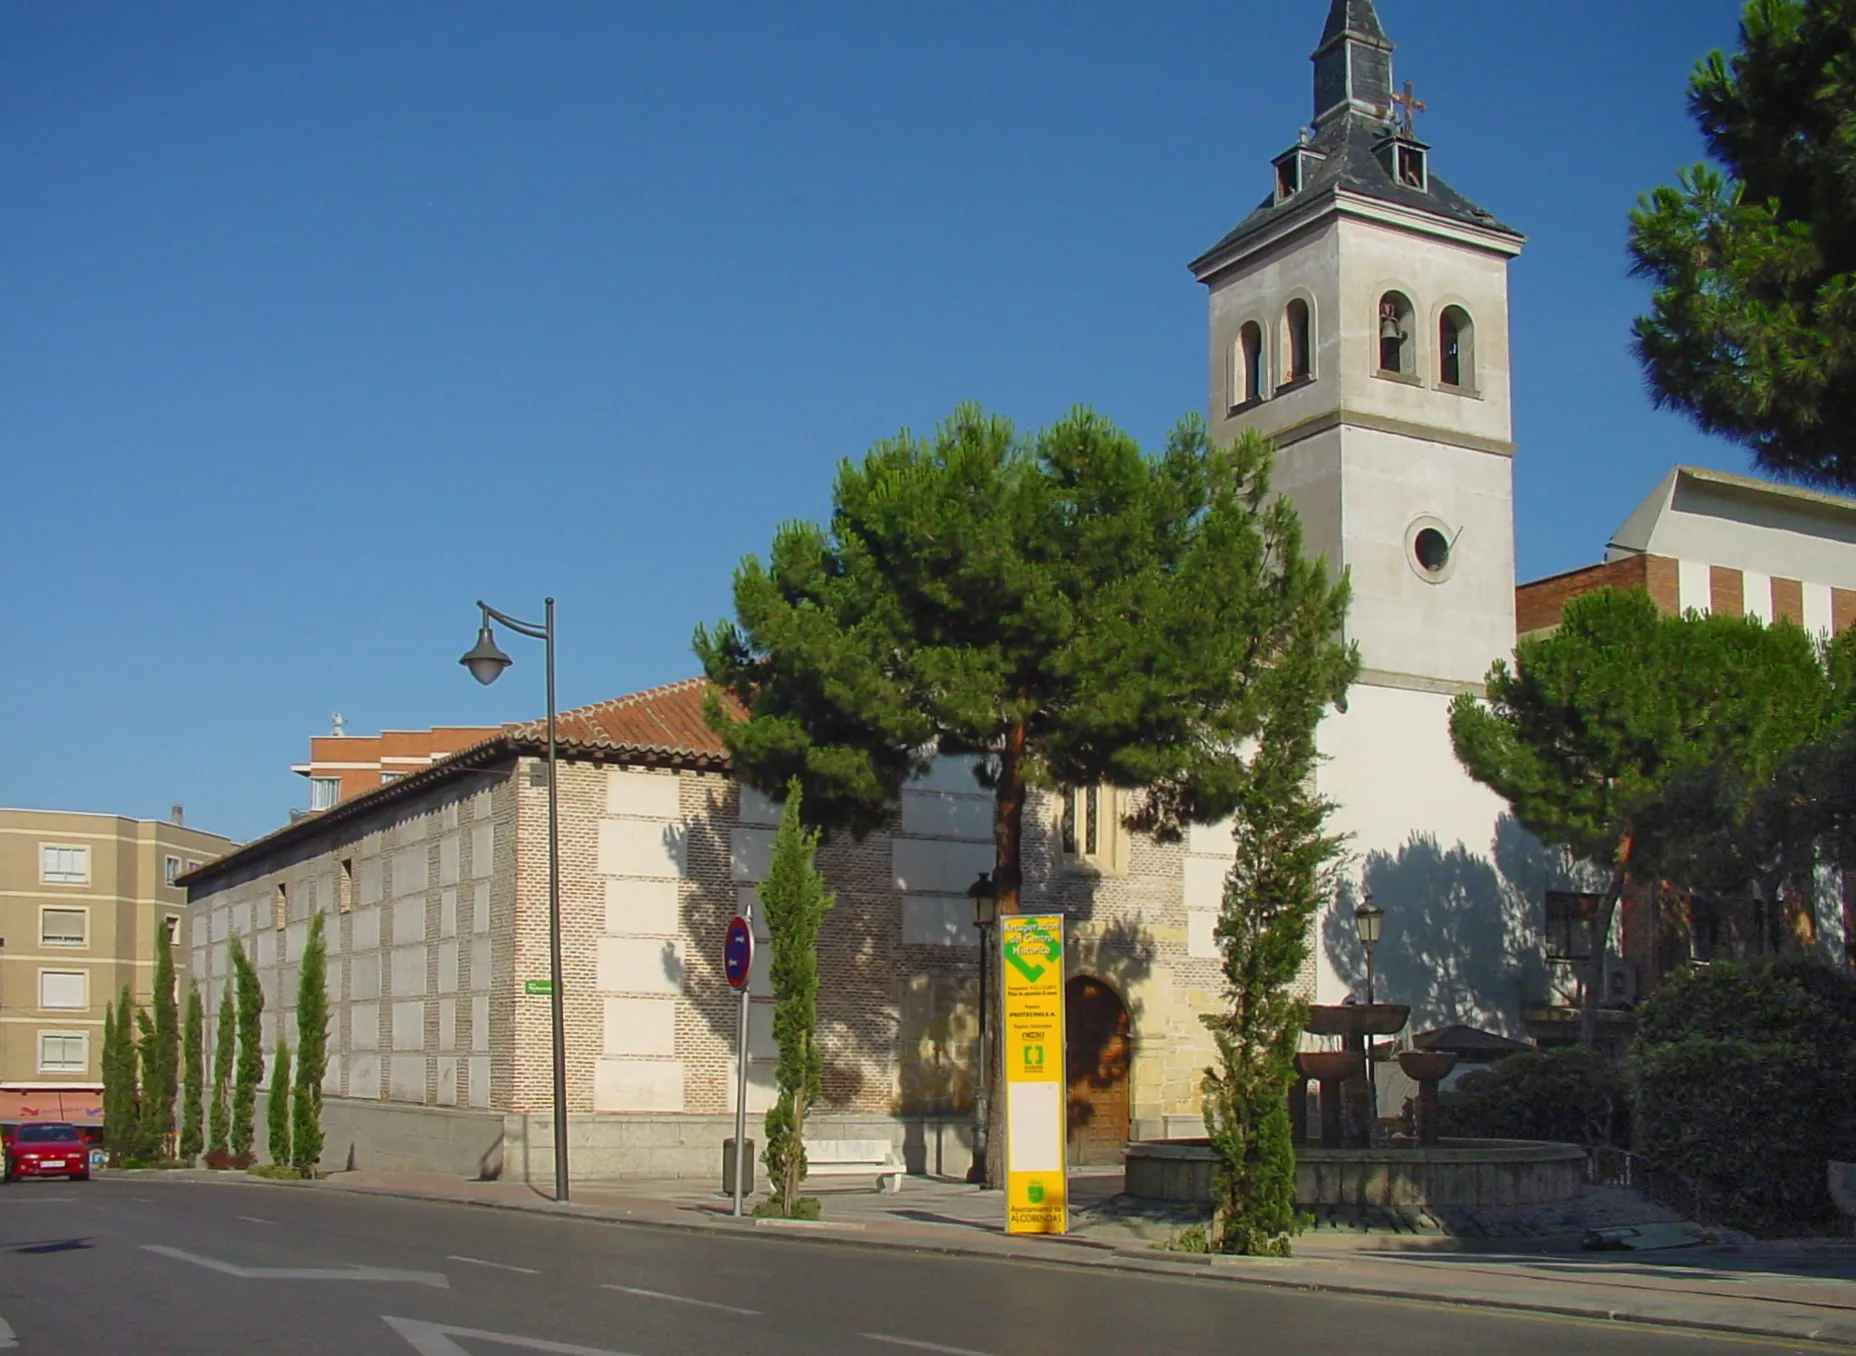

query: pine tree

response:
[698,406,1355,1182]
[758,780,835,1218]
[1451,590,1843,1039]
[1201,669,1343,1254]
[291,912,329,1177]
[267,1040,292,1167]
[208,979,236,1157]
[230,935,264,1163]
[1631,0,1856,488]
[140,925,179,1160]
[180,980,205,1163]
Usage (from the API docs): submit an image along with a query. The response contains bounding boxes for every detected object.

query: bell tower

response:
[1189,0,1530,1013]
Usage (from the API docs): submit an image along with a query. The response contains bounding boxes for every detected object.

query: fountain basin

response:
[1294,1051,1365,1082]
[1305,1003,1410,1038]
[1396,1050,1460,1083]
[1124,1138,1586,1210]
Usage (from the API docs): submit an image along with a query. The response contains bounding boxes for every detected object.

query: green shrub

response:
[1437,1046,1629,1146]
[750,1195,820,1220]
[1631,957,1856,1233]
[248,1162,307,1181]
[1636,955,1856,1052]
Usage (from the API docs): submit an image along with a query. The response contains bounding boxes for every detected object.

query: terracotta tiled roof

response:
[502,676,737,759]
[179,677,740,889]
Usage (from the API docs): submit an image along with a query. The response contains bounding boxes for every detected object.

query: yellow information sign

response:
[1000,914,1066,1235]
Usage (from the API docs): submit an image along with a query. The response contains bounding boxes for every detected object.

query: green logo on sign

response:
[1023,1044,1044,1070]
[523,980,553,996]
[1026,1180,1045,1204]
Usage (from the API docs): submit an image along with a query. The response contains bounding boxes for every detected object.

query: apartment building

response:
[0,809,234,1120]
[293,725,501,810]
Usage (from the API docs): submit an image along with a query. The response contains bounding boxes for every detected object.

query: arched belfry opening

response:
[1378,292,1415,376]
[1283,298,1313,385]
[1065,974,1131,1166]
[1440,306,1475,389]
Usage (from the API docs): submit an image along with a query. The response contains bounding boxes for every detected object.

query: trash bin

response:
[722,1138,755,1197]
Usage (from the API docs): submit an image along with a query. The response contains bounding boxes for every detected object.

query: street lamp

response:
[1354,893,1384,1005]
[966,871,999,1185]
[460,599,569,1204]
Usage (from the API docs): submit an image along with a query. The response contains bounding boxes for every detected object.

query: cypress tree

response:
[291,913,329,1176]
[208,979,236,1157]
[109,984,143,1162]
[133,1007,159,1160]
[230,935,264,1163]
[100,1001,122,1158]
[267,1039,292,1167]
[141,927,179,1160]
[1201,708,1341,1254]
[759,780,834,1218]
[180,980,205,1163]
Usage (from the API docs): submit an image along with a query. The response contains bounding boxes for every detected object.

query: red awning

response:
[0,1089,104,1125]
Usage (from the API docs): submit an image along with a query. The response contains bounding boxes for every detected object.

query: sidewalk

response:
[193,1166,1856,1347]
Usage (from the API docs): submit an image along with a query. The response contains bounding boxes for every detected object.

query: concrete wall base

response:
[1125,1138,1587,1209]
[273,1096,979,1184]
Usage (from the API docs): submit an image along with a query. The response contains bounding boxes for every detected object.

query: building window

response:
[1439,306,1474,389]
[1545,891,1599,962]
[1233,322,1265,407]
[1282,298,1313,385]
[38,1033,86,1074]
[40,845,90,885]
[1058,785,1126,873]
[186,859,201,873]
[1377,292,1415,376]
[40,908,87,948]
[1397,142,1427,190]
[274,883,288,930]
[380,772,401,785]
[39,971,88,1010]
[309,777,340,811]
[165,855,183,884]
[338,858,355,914]
[164,914,180,947]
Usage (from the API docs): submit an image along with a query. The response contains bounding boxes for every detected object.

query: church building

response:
[178,0,1855,1184]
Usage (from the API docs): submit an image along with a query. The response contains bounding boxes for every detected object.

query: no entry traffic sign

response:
[724,916,754,990]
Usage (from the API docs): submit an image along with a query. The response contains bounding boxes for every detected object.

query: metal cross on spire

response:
[1390,79,1426,138]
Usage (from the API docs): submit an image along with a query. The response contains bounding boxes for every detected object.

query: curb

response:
[114,1173,1856,1348]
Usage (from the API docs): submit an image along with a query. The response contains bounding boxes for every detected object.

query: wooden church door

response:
[1065,975,1131,1166]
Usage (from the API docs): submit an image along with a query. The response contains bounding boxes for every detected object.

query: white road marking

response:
[141,1244,450,1288]
[863,1336,998,1356]
[447,1254,541,1275]
[384,1315,638,1355]
[237,1215,276,1225]
[0,1310,16,1349]
[600,1283,759,1316]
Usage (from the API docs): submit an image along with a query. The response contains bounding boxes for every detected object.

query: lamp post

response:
[966,871,999,1186]
[1353,893,1384,1006]
[461,599,569,1204]
[1353,892,1386,1136]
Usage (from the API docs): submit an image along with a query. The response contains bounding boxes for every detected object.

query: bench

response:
[801,1138,906,1193]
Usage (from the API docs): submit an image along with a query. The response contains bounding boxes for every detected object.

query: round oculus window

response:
[1414,527,1452,574]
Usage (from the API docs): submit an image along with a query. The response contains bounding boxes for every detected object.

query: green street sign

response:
[523,979,553,996]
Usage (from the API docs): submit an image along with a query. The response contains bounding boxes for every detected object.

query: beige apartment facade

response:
[0,809,234,1120]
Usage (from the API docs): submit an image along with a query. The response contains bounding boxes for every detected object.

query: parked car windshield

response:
[16,1124,79,1142]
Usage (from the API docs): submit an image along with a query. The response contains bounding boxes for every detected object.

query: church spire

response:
[1312,0,1395,129]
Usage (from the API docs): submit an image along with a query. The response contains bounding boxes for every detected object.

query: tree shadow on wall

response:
[1321,815,1606,1038]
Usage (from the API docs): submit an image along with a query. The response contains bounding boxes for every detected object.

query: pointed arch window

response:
[1282,298,1313,385]
[1439,306,1475,390]
[1377,292,1414,377]
[1233,322,1265,408]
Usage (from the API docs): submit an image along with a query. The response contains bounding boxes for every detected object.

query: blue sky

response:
[2,0,1756,842]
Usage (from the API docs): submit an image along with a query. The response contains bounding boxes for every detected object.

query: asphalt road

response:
[0,1175,1821,1355]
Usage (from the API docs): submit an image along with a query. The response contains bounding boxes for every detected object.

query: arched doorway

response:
[1065,975,1131,1167]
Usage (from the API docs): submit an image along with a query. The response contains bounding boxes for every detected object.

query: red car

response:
[4,1123,90,1182]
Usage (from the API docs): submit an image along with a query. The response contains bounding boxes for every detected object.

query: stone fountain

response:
[1125,1000,1584,1211]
